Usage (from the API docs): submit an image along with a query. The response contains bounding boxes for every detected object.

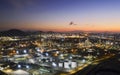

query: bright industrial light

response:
[82,59,86,63]
[18,65,21,68]
[52,62,57,67]
[70,56,72,59]
[36,47,40,52]
[16,51,19,54]
[45,53,49,56]
[60,54,63,57]
[56,51,59,54]
[23,50,27,53]
[26,65,29,69]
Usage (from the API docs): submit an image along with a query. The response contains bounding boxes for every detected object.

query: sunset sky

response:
[0,0,120,32]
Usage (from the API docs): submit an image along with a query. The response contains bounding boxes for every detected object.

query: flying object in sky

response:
[69,21,77,25]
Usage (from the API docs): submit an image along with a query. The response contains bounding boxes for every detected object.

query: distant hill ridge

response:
[0,29,28,37]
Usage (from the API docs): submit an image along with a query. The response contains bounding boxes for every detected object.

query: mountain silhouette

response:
[0,29,28,37]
